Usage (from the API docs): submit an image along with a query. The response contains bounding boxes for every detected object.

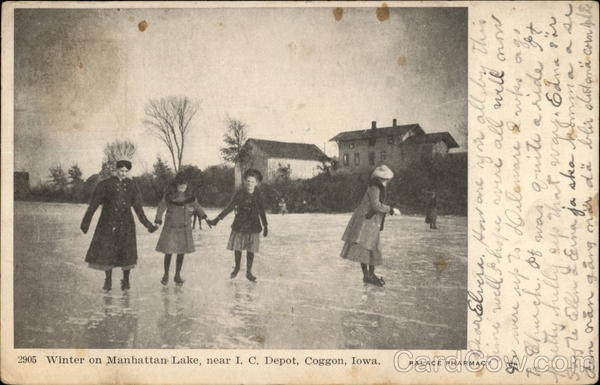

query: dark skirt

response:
[227,231,260,253]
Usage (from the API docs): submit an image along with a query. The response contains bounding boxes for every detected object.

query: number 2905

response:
[18,355,37,364]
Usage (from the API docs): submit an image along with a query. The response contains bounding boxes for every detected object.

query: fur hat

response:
[371,165,394,180]
[115,160,132,170]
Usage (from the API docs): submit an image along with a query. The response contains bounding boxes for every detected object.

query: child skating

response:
[207,168,268,282]
[340,165,400,286]
[154,173,210,286]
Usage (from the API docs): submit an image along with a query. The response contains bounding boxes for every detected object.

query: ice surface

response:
[13,201,467,349]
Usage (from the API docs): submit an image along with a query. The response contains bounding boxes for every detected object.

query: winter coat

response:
[425,196,438,223]
[155,193,207,254]
[81,176,154,270]
[216,188,268,234]
[341,180,391,250]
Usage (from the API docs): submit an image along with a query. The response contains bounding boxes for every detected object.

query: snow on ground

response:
[13,201,467,349]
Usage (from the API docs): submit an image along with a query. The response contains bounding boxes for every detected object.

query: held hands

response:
[206,218,220,227]
[154,218,163,226]
[148,224,159,233]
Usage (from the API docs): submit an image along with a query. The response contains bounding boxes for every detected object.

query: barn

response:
[235,138,330,187]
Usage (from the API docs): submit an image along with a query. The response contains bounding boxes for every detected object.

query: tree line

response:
[25,153,466,216]
[19,94,466,215]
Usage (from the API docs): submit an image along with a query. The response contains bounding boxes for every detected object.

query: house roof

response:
[402,132,459,149]
[329,124,423,142]
[245,138,330,161]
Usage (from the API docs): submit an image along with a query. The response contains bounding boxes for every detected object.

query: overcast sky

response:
[14,6,467,184]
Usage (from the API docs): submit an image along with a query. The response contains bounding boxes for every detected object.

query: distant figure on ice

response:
[278,197,288,215]
[80,160,158,291]
[207,169,268,282]
[191,190,204,230]
[191,213,203,230]
[340,165,400,286]
[425,191,438,229]
[154,173,210,286]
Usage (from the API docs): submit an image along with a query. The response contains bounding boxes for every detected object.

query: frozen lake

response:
[13,201,467,349]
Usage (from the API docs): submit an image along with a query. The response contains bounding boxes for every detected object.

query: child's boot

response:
[246,252,256,282]
[230,251,242,278]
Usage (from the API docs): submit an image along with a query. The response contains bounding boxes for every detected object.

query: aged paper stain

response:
[376,3,390,22]
[475,366,485,377]
[333,8,343,21]
[591,193,599,217]
[434,257,449,270]
[127,16,134,23]
[347,365,359,378]
[138,20,148,32]
[251,335,265,344]
[397,56,406,66]
[513,185,521,193]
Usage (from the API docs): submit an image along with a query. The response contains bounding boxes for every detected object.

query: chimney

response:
[371,121,377,130]
[393,119,397,128]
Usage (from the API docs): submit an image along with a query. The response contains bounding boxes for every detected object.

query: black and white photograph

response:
[11,5,468,350]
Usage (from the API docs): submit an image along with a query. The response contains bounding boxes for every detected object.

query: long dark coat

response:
[155,194,207,254]
[216,188,268,234]
[81,176,154,270]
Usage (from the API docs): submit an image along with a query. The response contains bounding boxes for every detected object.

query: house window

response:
[387,136,394,144]
[354,153,360,166]
[381,151,386,161]
[349,143,355,149]
[369,152,375,166]
[343,154,349,166]
[368,138,376,146]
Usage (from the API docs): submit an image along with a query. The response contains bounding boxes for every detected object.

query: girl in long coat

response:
[80,160,158,291]
[207,169,268,282]
[154,174,209,286]
[340,165,400,286]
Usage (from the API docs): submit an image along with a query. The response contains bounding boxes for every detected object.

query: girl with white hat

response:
[340,165,400,286]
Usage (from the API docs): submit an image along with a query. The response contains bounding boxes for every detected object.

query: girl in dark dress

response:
[80,160,158,291]
[207,169,268,282]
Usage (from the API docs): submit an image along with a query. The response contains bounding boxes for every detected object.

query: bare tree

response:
[100,140,136,179]
[143,96,199,172]
[220,117,250,164]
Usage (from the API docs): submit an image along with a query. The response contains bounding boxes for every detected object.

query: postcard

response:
[1,1,598,384]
